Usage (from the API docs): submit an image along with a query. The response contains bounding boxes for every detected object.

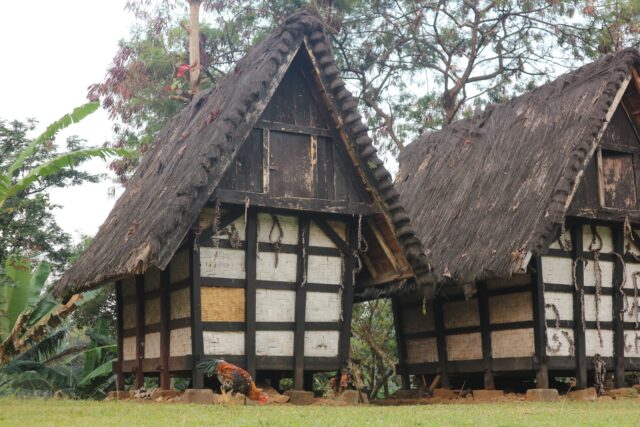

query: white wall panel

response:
[257,214,298,244]
[144,332,161,359]
[305,292,341,322]
[200,247,245,279]
[309,221,346,248]
[544,292,573,321]
[585,329,614,357]
[307,255,342,285]
[304,331,340,357]
[256,331,294,356]
[123,337,136,361]
[545,328,574,356]
[582,225,613,253]
[541,256,573,285]
[256,289,295,322]
[584,294,613,322]
[203,331,245,356]
[624,332,640,357]
[256,252,297,282]
[584,260,613,288]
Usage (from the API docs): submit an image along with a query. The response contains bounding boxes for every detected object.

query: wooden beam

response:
[366,218,399,272]
[433,296,449,388]
[391,297,410,389]
[532,257,549,388]
[613,223,626,387]
[245,208,258,378]
[312,217,350,255]
[213,189,378,216]
[160,267,171,390]
[115,281,125,390]
[339,220,358,371]
[571,223,588,389]
[189,231,204,388]
[294,216,310,390]
[477,281,494,389]
[257,119,332,138]
[135,275,145,389]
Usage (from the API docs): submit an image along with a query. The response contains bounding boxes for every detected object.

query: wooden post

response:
[189,232,204,388]
[187,0,201,93]
[245,208,258,378]
[571,223,588,389]
[294,217,310,390]
[532,256,549,388]
[477,281,495,389]
[115,281,125,390]
[391,296,410,389]
[135,275,145,389]
[339,219,358,371]
[433,296,449,388]
[160,267,171,390]
[613,224,626,388]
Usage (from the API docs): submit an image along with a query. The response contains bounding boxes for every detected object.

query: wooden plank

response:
[571,223,588,388]
[339,220,357,371]
[366,218,399,272]
[316,136,328,199]
[477,281,494,389]
[160,267,171,390]
[269,131,314,198]
[135,275,145,388]
[532,256,549,388]
[392,297,410,389]
[115,281,125,390]
[433,296,449,388]
[245,208,258,377]
[294,217,310,390]
[214,189,377,216]
[263,129,270,193]
[612,224,626,387]
[189,231,204,389]
[257,120,332,138]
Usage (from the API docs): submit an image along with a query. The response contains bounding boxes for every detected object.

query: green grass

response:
[0,398,639,427]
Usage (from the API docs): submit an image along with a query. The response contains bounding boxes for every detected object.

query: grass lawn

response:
[0,398,639,427]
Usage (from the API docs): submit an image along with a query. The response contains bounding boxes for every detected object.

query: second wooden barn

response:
[53,12,430,392]
[394,48,640,391]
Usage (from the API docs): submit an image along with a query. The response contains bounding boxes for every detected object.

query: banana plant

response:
[0,101,129,209]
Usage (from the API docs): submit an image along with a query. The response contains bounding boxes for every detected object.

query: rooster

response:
[199,358,268,404]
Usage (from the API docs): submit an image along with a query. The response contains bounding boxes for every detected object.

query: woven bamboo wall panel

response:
[309,221,345,248]
[586,329,614,357]
[256,252,297,282]
[256,289,295,322]
[122,276,136,297]
[624,332,640,357]
[200,247,246,279]
[144,267,161,292]
[257,214,298,244]
[584,294,613,322]
[145,297,161,325]
[170,249,190,284]
[584,260,613,288]
[305,292,341,322]
[582,225,613,253]
[541,256,573,285]
[304,331,340,357]
[488,292,533,324]
[623,264,640,318]
[544,292,573,321]
[123,336,136,361]
[401,306,435,334]
[123,303,136,329]
[405,338,438,364]
[170,327,192,357]
[443,299,480,329]
[144,332,161,359]
[256,331,294,356]
[307,255,343,285]
[545,328,574,356]
[486,274,531,290]
[203,331,245,355]
[201,287,245,322]
[491,328,535,358]
[170,288,190,320]
[446,333,482,361]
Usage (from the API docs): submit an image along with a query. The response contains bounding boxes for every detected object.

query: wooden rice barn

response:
[394,48,640,391]
[53,12,431,392]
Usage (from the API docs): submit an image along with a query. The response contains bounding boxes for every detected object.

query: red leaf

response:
[177,64,190,78]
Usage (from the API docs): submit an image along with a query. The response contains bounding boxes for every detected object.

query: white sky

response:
[0,1,133,242]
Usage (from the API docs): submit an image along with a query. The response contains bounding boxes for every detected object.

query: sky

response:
[0,1,133,242]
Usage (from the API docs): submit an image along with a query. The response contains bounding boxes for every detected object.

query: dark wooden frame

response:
[115,281,125,390]
[135,274,145,388]
[532,256,549,388]
[189,231,205,388]
[294,217,310,389]
[570,222,588,388]
[160,267,171,390]
[244,208,258,378]
[477,281,494,389]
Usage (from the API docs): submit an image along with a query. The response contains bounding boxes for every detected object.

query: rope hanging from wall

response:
[592,354,606,396]
[572,256,588,334]
[589,225,604,347]
[268,214,283,267]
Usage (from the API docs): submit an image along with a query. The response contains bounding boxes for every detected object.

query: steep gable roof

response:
[55,12,431,300]
[396,48,640,285]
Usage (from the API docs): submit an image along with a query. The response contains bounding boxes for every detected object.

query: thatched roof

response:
[397,48,640,285]
[54,12,431,301]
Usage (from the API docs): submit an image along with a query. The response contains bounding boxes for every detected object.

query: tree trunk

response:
[188,0,202,94]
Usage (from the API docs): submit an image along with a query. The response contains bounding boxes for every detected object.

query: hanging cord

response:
[573,257,588,333]
[589,225,604,347]
[624,333,633,353]
[633,272,640,329]
[268,214,284,268]
[227,223,242,249]
[547,333,562,354]
[562,330,575,356]
[352,215,366,286]
[592,354,606,396]
[243,196,250,234]
[212,199,222,248]
[612,252,628,321]
[301,223,308,287]
[546,303,561,329]
[636,334,640,354]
